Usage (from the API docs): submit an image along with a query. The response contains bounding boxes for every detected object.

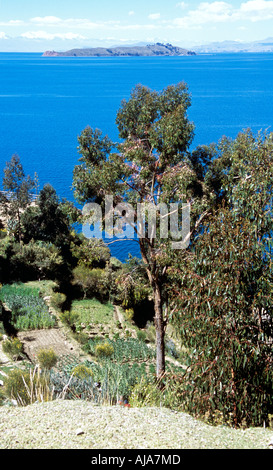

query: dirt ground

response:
[17,327,86,363]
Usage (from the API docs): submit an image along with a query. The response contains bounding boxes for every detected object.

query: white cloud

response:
[0,32,8,39]
[148,13,161,20]
[238,0,273,20]
[172,0,273,28]
[240,0,273,11]
[21,31,86,40]
[176,2,188,8]
[173,2,233,27]
[128,11,135,16]
[0,20,24,26]
[29,16,120,29]
[30,16,63,25]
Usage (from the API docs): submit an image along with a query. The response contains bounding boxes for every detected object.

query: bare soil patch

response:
[17,328,85,363]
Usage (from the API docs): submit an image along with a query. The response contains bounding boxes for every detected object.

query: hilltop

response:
[42,42,196,57]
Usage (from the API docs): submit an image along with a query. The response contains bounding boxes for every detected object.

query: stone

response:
[76,428,84,436]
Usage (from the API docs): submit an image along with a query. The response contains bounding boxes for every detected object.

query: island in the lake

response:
[43,42,196,57]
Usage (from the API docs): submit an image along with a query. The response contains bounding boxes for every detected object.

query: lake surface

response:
[0,52,272,260]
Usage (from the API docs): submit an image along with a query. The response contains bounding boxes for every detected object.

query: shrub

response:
[37,348,58,370]
[124,308,134,321]
[137,330,146,342]
[2,337,24,360]
[87,360,150,404]
[95,342,114,358]
[129,376,162,407]
[72,364,93,379]
[129,371,189,411]
[72,330,89,345]
[59,310,79,331]
[50,292,66,311]
[72,266,111,301]
[3,366,53,406]
[165,339,179,359]
[49,368,100,402]
[145,321,156,343]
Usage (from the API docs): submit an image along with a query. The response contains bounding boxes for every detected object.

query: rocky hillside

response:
[43,43,196,57]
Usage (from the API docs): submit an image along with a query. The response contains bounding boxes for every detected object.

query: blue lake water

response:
[0,52,272,260]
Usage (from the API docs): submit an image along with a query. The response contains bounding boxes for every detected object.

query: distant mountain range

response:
[193,38,273,53]
[42,43,196,57]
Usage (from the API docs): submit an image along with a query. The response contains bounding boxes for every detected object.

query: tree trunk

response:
[153,283,165,379]
[139,240,166,380]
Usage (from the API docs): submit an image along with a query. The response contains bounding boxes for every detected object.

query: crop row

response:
[0,284,56,330]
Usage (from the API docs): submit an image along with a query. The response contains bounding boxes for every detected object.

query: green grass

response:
[0,365,12,382]
[70,298,114,327]
[0,283,40,299]
[24,280,58,298]
[0,283,56,331]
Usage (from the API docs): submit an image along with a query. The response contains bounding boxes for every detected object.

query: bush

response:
[129,376,162,407]
[59,310,79,331]
[3,366,53,406]
[137,330,146,342]
[37,348,58,370]
[50,292,66,311]
[95,342,114,358]
[2,337,24,360]
[165,339,179,359]
[129,372,189,411]
[145,321,156,343]
[49,368,100,402]
[72,266,111,301]
[72,364,93,379]
[72,330,89,345]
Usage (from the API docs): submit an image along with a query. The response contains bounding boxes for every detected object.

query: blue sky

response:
[1,0,273,51]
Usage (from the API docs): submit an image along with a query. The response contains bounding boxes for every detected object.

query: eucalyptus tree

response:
[1,154,35,242]
[168,130,273,426]
[73,83,214,378]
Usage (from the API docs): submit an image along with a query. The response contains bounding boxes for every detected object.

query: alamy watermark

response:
[82,195,190,249]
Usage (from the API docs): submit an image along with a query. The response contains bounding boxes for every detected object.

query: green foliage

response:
[37,348,58,370]
[59,310,79,331]
[165,339,179,359]
[129,376,162,407]
[0,239,65,283]
[72,82,215,379]
[129,372,190,410]
[136,329,146,342]
[0,283,56,330]
[95,342,114,358]
[2,337,24,360]
[21,183,72,248]
[50,292,67,311]
[71,364,93,379]
[71,236,110,269]
[72,265,111,301]
[3,366,52,406]
[1,154,35,242]
[168,130,273,427]
[145,321,156,343]
[69,298,113,329]
[85,337,155,363]
[114,258,152,310]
